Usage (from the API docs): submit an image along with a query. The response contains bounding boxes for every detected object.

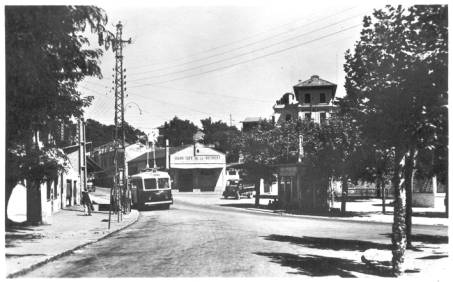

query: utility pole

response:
[229,114,232,127]
[109,21,131,229]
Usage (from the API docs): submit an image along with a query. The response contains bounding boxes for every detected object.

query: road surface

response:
[23,194,448,278]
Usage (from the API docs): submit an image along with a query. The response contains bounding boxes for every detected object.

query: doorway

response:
[179,171,193,192]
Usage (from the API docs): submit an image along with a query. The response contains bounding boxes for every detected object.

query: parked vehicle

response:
[222,180,254,199]
[129,168,173,210]
[226,169,240,181]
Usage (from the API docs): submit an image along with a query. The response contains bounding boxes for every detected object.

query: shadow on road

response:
[381,233,448,244]
[254,252,393,277]
[417,255,448,260]
[5,253,46,258]
[5,229,44,248]
[261,235,391,251]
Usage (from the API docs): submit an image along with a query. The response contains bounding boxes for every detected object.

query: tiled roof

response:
[293,75,336,88]
[241,117,262,123]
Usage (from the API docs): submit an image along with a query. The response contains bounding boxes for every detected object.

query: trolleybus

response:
[129,168,173,210]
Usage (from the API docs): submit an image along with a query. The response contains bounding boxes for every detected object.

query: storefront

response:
[170,144,226,192]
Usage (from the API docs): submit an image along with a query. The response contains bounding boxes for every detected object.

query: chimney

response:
[311,75,319,80]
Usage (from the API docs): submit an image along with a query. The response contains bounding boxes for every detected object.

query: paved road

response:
[23,196,448,278]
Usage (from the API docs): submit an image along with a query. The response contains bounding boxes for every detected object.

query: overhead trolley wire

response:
[127,13,363,82]
[126,6,360,71]
[128,23,362,88]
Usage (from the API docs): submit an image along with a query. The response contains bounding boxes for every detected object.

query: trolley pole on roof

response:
[109,21,131,229]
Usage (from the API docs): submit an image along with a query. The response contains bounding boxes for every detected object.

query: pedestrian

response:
[81,190,92,216]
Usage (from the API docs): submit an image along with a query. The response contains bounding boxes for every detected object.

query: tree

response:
[340,5,447,274]
[200,118,241,163]
[314,114,364,214]
[5,6,112,225]
[361,145,394,213]
[158,116,200,147]
[85,119,146,148]
[239,119,299,206]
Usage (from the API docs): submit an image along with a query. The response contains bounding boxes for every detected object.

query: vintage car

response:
[222,180,254,199]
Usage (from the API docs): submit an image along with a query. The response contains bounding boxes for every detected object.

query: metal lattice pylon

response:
[109,21,131,229]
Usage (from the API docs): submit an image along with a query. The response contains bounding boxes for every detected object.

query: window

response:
[304,93,311,104]
[228,170,237,175]
[158,178,170,189]
[144,178,157,190]
[320,93,326,103]
[285,114,292,121]
[305,113,311,120]
[320,112,326,123]
[131,179,143,190]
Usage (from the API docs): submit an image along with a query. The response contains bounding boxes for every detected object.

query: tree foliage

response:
[5,6,113,224]
[200,118,241,163]
[340,5,448,274]
[85,119,146,149]
[158,116,200,147]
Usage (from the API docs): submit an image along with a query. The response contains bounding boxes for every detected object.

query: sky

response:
[79,1,380,134]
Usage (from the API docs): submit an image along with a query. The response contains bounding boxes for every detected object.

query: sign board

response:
[170,145,225,169]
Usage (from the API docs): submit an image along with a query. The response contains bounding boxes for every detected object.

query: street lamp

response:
[125,101,143,115]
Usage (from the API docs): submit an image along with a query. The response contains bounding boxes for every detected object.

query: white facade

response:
[170,143,226,192]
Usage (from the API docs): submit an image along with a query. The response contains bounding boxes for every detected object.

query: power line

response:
[125,6,360,71]
[129,91,215,116]
[126,6,360,75]
[128,23,361,88]
[127,13,363,82]
[82,79,274,104]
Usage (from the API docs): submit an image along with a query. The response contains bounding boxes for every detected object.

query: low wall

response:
[413,192,434,208]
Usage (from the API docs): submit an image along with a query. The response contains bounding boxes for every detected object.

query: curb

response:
[7,210,140,278]
[242,207,448,227]
[176,199,447,227]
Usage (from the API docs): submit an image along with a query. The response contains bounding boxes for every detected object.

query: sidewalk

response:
[5,206,139,278]
[174,192,449,226]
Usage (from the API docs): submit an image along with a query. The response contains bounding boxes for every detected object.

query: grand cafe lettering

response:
[174,155,221,161]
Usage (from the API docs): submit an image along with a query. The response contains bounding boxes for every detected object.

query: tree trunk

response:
[26,179,42,225]
[391,151,408,276]
[377,175,386,213]
[404,149,417,248]
[446,182,449,217]
[329,177,335,211]
[254,179,260,207]
[341,177,348,214]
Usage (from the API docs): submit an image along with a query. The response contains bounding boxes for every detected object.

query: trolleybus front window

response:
[158,178,169,189]
[144,178,157,190]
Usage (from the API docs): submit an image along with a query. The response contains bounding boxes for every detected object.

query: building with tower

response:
[273,75,337,124]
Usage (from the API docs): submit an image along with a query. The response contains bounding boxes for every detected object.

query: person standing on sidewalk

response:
[81,190,93,216]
